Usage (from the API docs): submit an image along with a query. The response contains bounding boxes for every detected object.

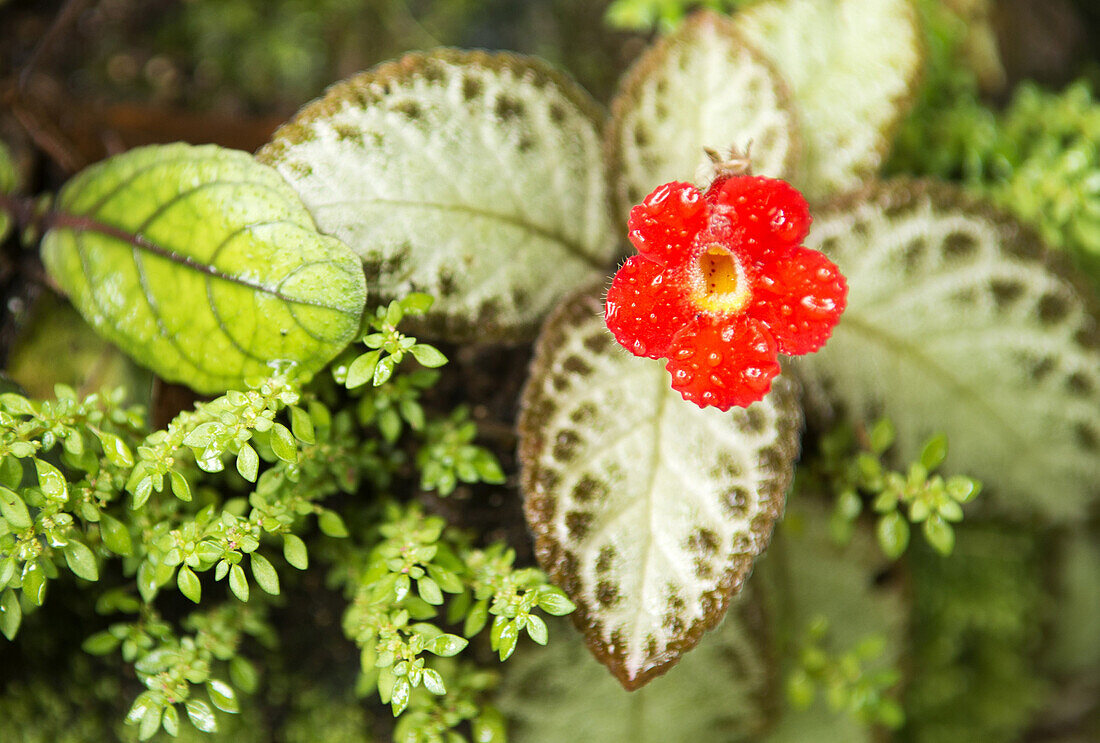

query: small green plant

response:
[785,616,904,729]
[817,419,982,559]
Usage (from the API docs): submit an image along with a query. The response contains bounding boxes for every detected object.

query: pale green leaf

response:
[185,699,218,733]
[496,603,771,742]
[206,679,239,713]
[797,181,1100,522]
[259,51,616,343]
[235,443,259,482]
[177,565,201,603]
[0,486,32,529]
[64,540,99,581]
[318,510,348,538]
[735,0,922,199]
[608,11,799,215]
[282,533,309,570]
[0,587,22,640]
[40,143,366,394]
[250,552,280,595]
[269,422,297,463]
[519,288,802,688]
[229,563,249,602]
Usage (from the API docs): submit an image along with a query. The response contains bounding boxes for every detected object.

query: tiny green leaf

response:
[410,344,448,368]
[169,470,192,502]
[417,576,443,606]
[919,434,949,471]
[229,564,249,602]
[64,540,99,581]
[289,405,315,444]
[269,423,297,464]
[83,630,121,655]
[922,515,955,555]
[428,634,468,657]
[162,705,180,737]
[139,704,163,741]
[1,588,23,640]
[206,679,239,713]
[185,699,218,733]
[229,657,259,694]
[250,552,280,595]
[21,561,46,605]
[99,512,133,556]
[40,143,366,394]
[0,486,32,529]
[236,443,259,482]
[282,533,309,570]
[876,512,910,560]
[537,589,576,617]
[422,668,446,695]
[526,614,549,646]
[177,566,201,603]
[318,510,349,538]
[345,351,380,389]
[34,458,67,501]
[94,429,134,467]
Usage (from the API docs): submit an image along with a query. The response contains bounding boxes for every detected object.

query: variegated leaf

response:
[797,180,1100,522]
[736,0,922,200]
[519,287,802,689]
[259,51,617,343]
[607,11,799,216]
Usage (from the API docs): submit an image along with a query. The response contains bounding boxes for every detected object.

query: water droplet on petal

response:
[707,352,722,367]
[632,340,647,355]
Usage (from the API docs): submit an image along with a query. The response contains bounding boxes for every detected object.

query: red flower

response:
[605,176,847,410]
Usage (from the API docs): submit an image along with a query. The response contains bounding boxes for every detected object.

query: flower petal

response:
[707,175,812,261]
[628,182,707,269]
[748,247,848,355]
[605,255,693,360]
[666,315,781,410]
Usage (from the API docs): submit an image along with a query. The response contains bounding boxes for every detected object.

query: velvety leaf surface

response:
[607,11,799,216]
[259,50,617,343]
[40,143,367,394]
[496,598,774,742]
[736,0,922,199]
[797,180,1100,521]
[519,287,802,689]
[756,498,907,743]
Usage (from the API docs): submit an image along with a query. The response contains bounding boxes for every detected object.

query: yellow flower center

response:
[691,244,751,314]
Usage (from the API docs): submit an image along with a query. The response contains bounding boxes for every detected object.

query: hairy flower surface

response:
[605,176,847,410]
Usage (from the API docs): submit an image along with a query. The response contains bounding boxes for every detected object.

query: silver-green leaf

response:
[608,11,799,216]
[41,143,366,394]
[735,0,922,200]
[519,288,802,689]
[259,50,617,343]
[797,180,1100,522]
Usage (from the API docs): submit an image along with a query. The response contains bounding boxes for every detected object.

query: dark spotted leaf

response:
[607,11,799,216]
[797,180,1100,522]
[259,51,617,343]
[519,287,802,689]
